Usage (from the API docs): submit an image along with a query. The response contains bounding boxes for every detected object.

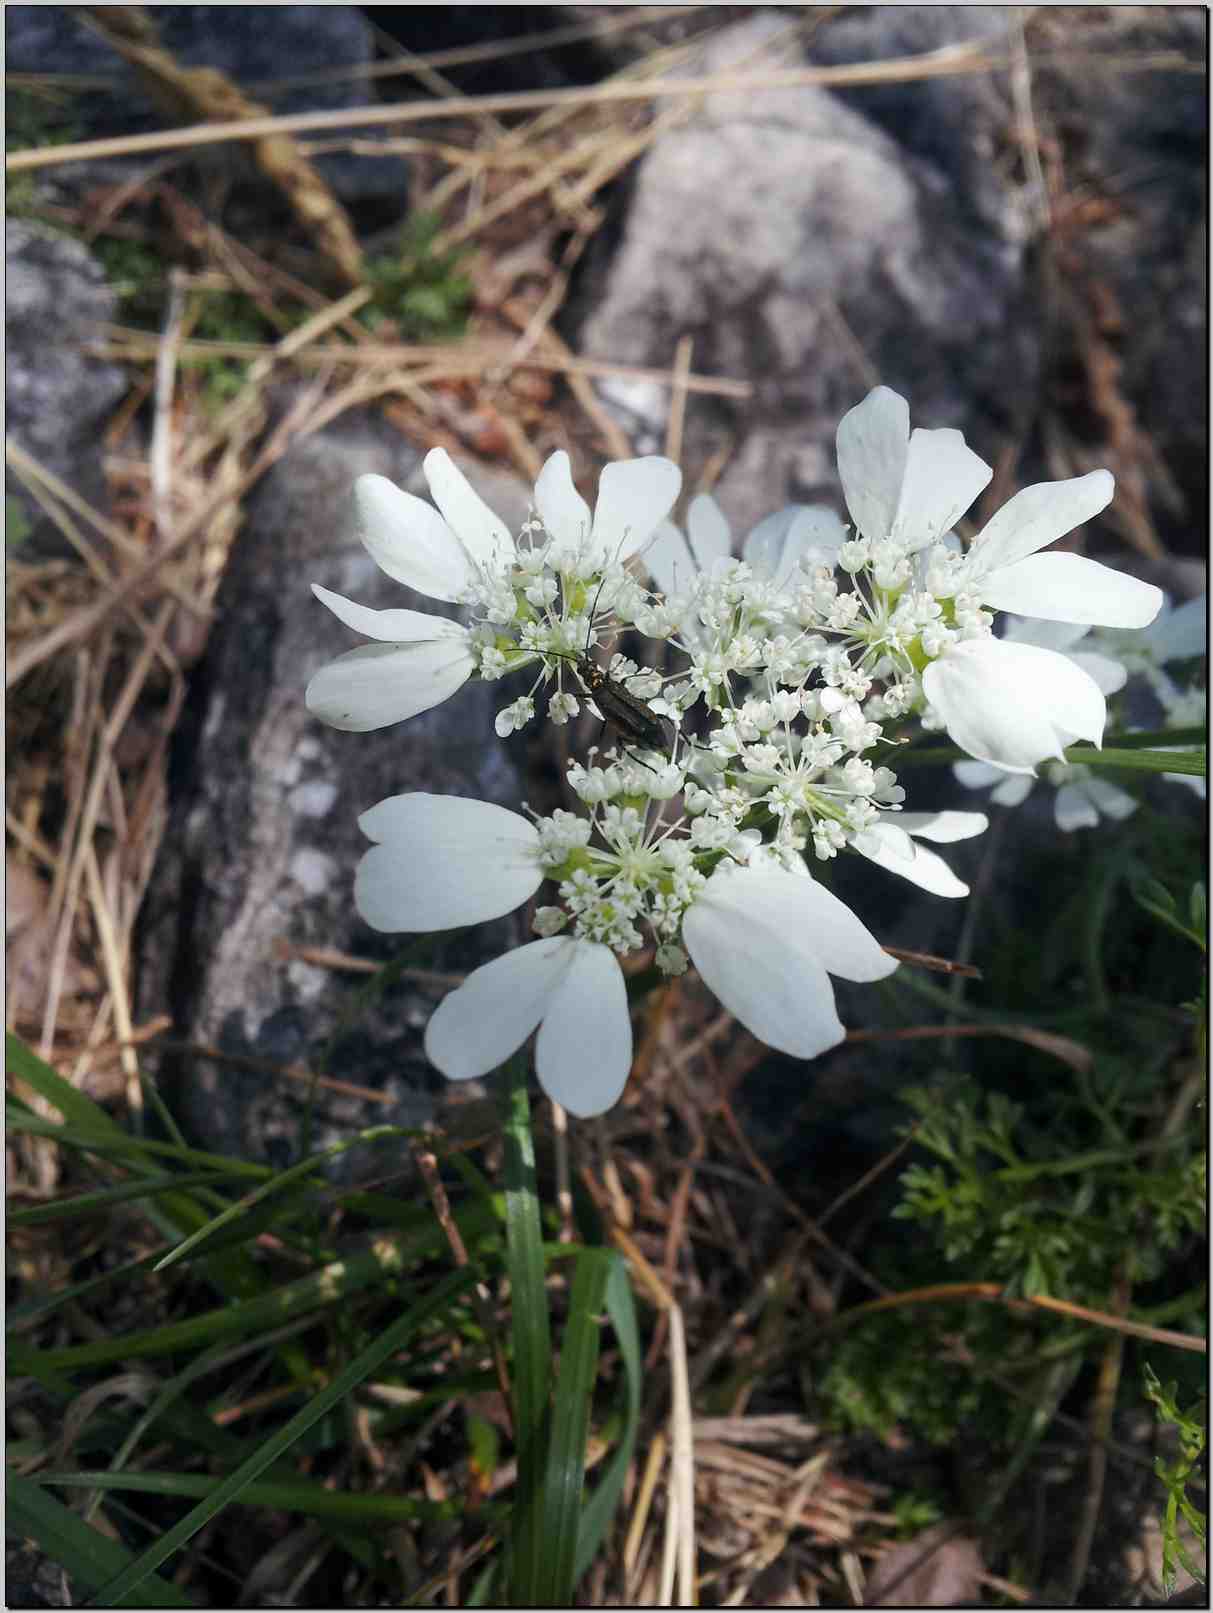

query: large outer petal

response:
[1053,782,1100,832]
[534,450,592,557]
[966,470,1114,572]
[743,505,847,586]
[354,474,473,602]
[535,941,632,1116]
[643,518,697,597]
[589,456,682,564]
[977,551,1162,628]
[354,795,541,932]
[892,427,991,553]
[685,494,733,572]
[851,828,969,897]
[1000,615,1127,693]
[1068,651,1127,696]
[305,638,475,731]
[683,863,897,1059]
[424,939,575,1081]
[423,448,514,574]
[1084,775,1138,822]
[923,638,1105,774]
[836,386,909,544]
[311,584,468,643]
[896,810,989,843]
[1144,594,1207,662]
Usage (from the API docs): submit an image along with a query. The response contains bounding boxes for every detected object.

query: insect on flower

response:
[545,576,674,755]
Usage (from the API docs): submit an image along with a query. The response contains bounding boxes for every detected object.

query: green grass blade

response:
[575,1253,642,1581]
[88,1265,478,1607]
[35,1470,502,1526]
[6,1032,131,1137]
[500,1055,552,1603]
[6,1473,196,1608]
[152,1124,418,1272]
[4,1104,272,1177]
[8,1200,497,1373]
[537,1247,611,1602]
[8,1171,245,1225]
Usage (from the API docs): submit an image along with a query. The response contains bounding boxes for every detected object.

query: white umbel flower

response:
[307,447,681,733]
[836,386,1162,630]
[681,858,897,1060]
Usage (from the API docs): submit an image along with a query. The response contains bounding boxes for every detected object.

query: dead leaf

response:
[864,1523,985,1607]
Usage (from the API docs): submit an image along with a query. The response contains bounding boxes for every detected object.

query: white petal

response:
[853,832,970,897]
[424,939,574,1081]
[978,552,1163,628]
[743,505,847,585]
[1002,615,1092,652]
[990,773,1035,807]
[967,470,1114,573]
[836,386,909,544]
[892,427,991,553]
[852,821,915,864]
[305,639,475,731]
[535,942,632,1117]
[897,810,989,843]
[534,450,592,556]
[1145,594,1207,662]
[354,795,541,932]
[589,457,682,564]
[952,759,1003,790]
[686,493,733,572]
[1069,650,1128,696]
[354,475,474,602]
[642,518,696,597]
[1084,776,1137,822]
[1163,771,1207,799]
[311,584,468,644]
[683,863,897,1060]
[1053,783,1099,832]
[423,448,514,573]
[685,892,843,1057]
[922,638,1106,774]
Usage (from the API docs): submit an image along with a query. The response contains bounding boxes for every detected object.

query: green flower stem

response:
[896,732,1206,771]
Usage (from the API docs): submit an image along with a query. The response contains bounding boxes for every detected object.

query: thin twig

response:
[6,48,1011,172]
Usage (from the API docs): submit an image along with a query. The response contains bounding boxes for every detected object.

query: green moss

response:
[362,212,472,342]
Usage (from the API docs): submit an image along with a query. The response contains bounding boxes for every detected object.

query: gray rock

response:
[1027,8,1207,560]
[4,4,409,214]
[807,5,1018,235]
[5,220,128,558]
[576,13,1031,535]
[138,414,528,1178]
